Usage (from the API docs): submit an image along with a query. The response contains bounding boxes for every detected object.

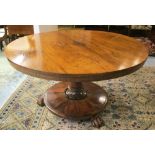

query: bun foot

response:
[37,95,45,107]
[91,115,105,128]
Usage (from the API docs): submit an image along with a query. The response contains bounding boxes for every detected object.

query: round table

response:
[5,30,148,120]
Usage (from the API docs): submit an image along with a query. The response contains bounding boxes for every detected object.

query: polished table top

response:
[5,30,149,81]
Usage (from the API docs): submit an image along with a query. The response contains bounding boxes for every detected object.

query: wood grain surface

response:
[43,82,108,119]
[5,30,149,81]
[7,25,34,35]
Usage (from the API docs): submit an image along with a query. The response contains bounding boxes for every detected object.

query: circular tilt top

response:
[5,30,148,81]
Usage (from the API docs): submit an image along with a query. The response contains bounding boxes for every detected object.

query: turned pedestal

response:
[39,82,108,119]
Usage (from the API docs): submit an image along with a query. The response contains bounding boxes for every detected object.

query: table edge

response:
[7,58,147,82]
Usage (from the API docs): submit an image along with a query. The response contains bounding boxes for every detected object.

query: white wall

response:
[33,25,58,33]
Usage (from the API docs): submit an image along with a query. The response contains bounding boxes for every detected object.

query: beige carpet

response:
[0,51,26,107]
[0,67,155,130]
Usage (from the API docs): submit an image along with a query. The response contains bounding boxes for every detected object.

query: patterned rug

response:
[0,67,155,130]
[0,52,25,105]
[135,37,155,56]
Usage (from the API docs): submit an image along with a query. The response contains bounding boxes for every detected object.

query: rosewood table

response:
[5,30,149,121]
